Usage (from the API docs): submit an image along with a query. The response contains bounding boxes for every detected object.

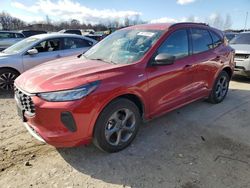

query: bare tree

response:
[186,15,195,22]
[224,14,232,30]
[70,19,80,29]
[208,13,224,29]
[0,11,26,30]
[124,16,130,27]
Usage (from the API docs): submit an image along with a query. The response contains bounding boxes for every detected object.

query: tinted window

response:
[63,38,92,50]
[191,29,213,54]
[65,30,81,35]
[157,29,189,59]
[22,31,47,37]
[32,39,61,53]
[210,31,222,48]
[0,32,15,39]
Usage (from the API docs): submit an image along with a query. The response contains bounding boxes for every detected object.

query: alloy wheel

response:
[105,108,136,146]
[215,75,228,101]
[0,72,17,90]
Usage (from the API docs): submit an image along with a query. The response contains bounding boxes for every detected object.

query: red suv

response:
[15,23,235,152]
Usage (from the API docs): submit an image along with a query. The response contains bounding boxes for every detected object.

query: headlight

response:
[37,81,100,102]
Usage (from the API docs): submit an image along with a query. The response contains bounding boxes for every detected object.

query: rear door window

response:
[191,28,213,54]
[63,38,92,50]
[156,29,189,59]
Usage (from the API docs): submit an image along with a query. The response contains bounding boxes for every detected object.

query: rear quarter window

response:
[209,31,223,48]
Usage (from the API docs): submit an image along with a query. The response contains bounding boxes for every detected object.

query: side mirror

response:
[153,53,175,65]
[27,49,38,55]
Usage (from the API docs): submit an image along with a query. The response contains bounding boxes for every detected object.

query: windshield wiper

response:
[90,58,117,64]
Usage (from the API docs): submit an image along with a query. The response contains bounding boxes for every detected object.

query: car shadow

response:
[0,89,14,99]
[57,86,250,187]
[232,75,250,83]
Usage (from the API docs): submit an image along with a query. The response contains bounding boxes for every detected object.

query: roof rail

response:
[169,22,209,29]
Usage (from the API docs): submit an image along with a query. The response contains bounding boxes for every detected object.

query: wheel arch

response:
[89,92,146,137]
[0,67,21,75]
[222,66,233,79]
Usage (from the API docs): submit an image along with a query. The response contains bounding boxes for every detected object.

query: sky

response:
[0,0,250,29]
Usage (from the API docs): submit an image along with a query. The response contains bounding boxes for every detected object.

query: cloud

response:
[10,13,44,23]
[150,17,177,23]
[11,0,142,24]
[176,0,196,5]
[150,16,201,24]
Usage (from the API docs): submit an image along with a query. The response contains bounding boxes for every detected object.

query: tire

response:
[0,68,20,91]
[207,71,230,104]
[93,98,141,153]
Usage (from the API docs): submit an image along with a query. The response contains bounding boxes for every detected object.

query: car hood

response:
[230,44,250,54]
[15,56,119,93]
[0,52,15,58]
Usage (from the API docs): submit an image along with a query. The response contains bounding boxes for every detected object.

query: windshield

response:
[84,29,163,64]
[2,37,40,54]
[225,34,237,41]
[230,33,250,45]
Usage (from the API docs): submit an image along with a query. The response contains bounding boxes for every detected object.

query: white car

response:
[230,32,250,77]
[0,33,97,90]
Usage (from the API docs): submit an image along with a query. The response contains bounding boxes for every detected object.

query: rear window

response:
[191,28,213,54]
[64,30,81,35]
[63,38,92,50]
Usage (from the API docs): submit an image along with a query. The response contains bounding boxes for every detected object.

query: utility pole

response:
[244,11,248,31]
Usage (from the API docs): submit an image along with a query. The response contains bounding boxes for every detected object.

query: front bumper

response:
[17,94,100,147]
[234,57,250,77]
[23,122,45,143]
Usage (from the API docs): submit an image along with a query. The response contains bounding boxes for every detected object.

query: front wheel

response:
[207,71,230,104]
[0,68,19,91]
[93,98,141,153]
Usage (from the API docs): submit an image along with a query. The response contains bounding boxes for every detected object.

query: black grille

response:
[14,86,35,116]
[235,54,250,59]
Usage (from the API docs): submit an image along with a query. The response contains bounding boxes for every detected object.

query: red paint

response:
[15,23,235,147]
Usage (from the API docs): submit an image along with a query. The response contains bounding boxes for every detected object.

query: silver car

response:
[0,33,97,90]
[230,32,250,77]
[0,31,25,51]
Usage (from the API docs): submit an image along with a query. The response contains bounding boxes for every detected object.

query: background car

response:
[84,34,106,41]
[225,32,238,42]
[59,29,82,35]
[0,31,25,51]
[20,30,47,37]
[230,31,250,77]
[0,33,97,90]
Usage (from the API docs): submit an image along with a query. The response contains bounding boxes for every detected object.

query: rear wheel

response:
[93,98,141,153]
[207,71,230,104]
[0,68,19,90]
